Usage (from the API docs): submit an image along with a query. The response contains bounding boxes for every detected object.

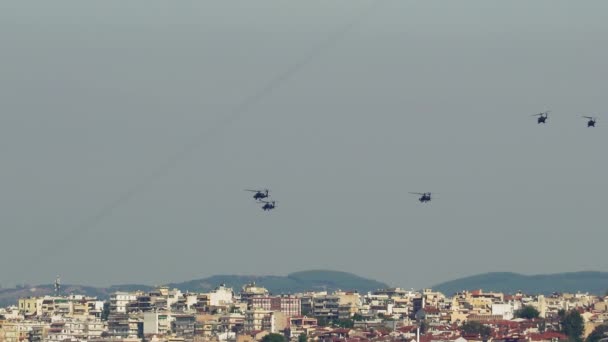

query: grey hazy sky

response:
[1,0,607,290]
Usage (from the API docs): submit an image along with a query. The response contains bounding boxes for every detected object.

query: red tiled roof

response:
[528,332,568,341]
[397,326,417,333]
[490,320,521,327]
[417,335,435,342]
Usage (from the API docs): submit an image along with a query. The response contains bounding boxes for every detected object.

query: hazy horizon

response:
[6,269,608,291]
[1,0,607,290]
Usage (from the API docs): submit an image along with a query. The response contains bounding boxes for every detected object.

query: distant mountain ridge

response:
[0,270,387,307]
[167,270,388,294]
[432,271,608,295]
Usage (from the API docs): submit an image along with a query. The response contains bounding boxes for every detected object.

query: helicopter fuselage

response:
[253,193,268,200]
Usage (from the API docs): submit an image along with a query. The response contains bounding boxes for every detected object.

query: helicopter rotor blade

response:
[409,192,425,195]
[531,111,549,117]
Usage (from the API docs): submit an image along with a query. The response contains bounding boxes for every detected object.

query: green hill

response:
[433,271,608,295]
[168,270,388,294]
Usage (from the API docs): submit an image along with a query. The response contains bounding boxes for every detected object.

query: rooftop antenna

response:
[54,275,61,294]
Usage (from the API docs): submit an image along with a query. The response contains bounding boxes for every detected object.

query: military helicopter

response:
[532,111,549,124]
[261,200,276,211]
[582,116,597,127]
[244,189,269,201]
[409,192,433,203]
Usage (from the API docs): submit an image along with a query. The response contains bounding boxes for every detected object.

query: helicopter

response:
[409,192,433,203]
[261,200,276,211]
[532,111,549,124]
[244,189,269,201]
[582,116,597,127]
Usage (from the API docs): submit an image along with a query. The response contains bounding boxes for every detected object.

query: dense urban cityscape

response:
[2,280,608,342]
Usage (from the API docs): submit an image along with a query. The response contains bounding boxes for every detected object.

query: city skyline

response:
[1,280,604,342]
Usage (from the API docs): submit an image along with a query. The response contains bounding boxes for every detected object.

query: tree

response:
[560,310,584,342]
[515,305,540,319]
[261,333,286,342]
[101,301,110,321]
[316,317,330,327]
[335,319,354,328]
[586,324,608,342]
[420,320,430,334]
[352,313,364,321]
[461,321,492,339]
[298,333,308,342]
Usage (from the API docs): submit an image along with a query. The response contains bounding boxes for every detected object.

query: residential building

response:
[249,296,301,317]
[111,292,138,314]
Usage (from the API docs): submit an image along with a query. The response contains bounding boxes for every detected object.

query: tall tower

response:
[538,295,546,318]
[54,276,61,294]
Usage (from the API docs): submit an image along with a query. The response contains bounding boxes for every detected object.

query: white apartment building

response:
[110,292,138,314]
